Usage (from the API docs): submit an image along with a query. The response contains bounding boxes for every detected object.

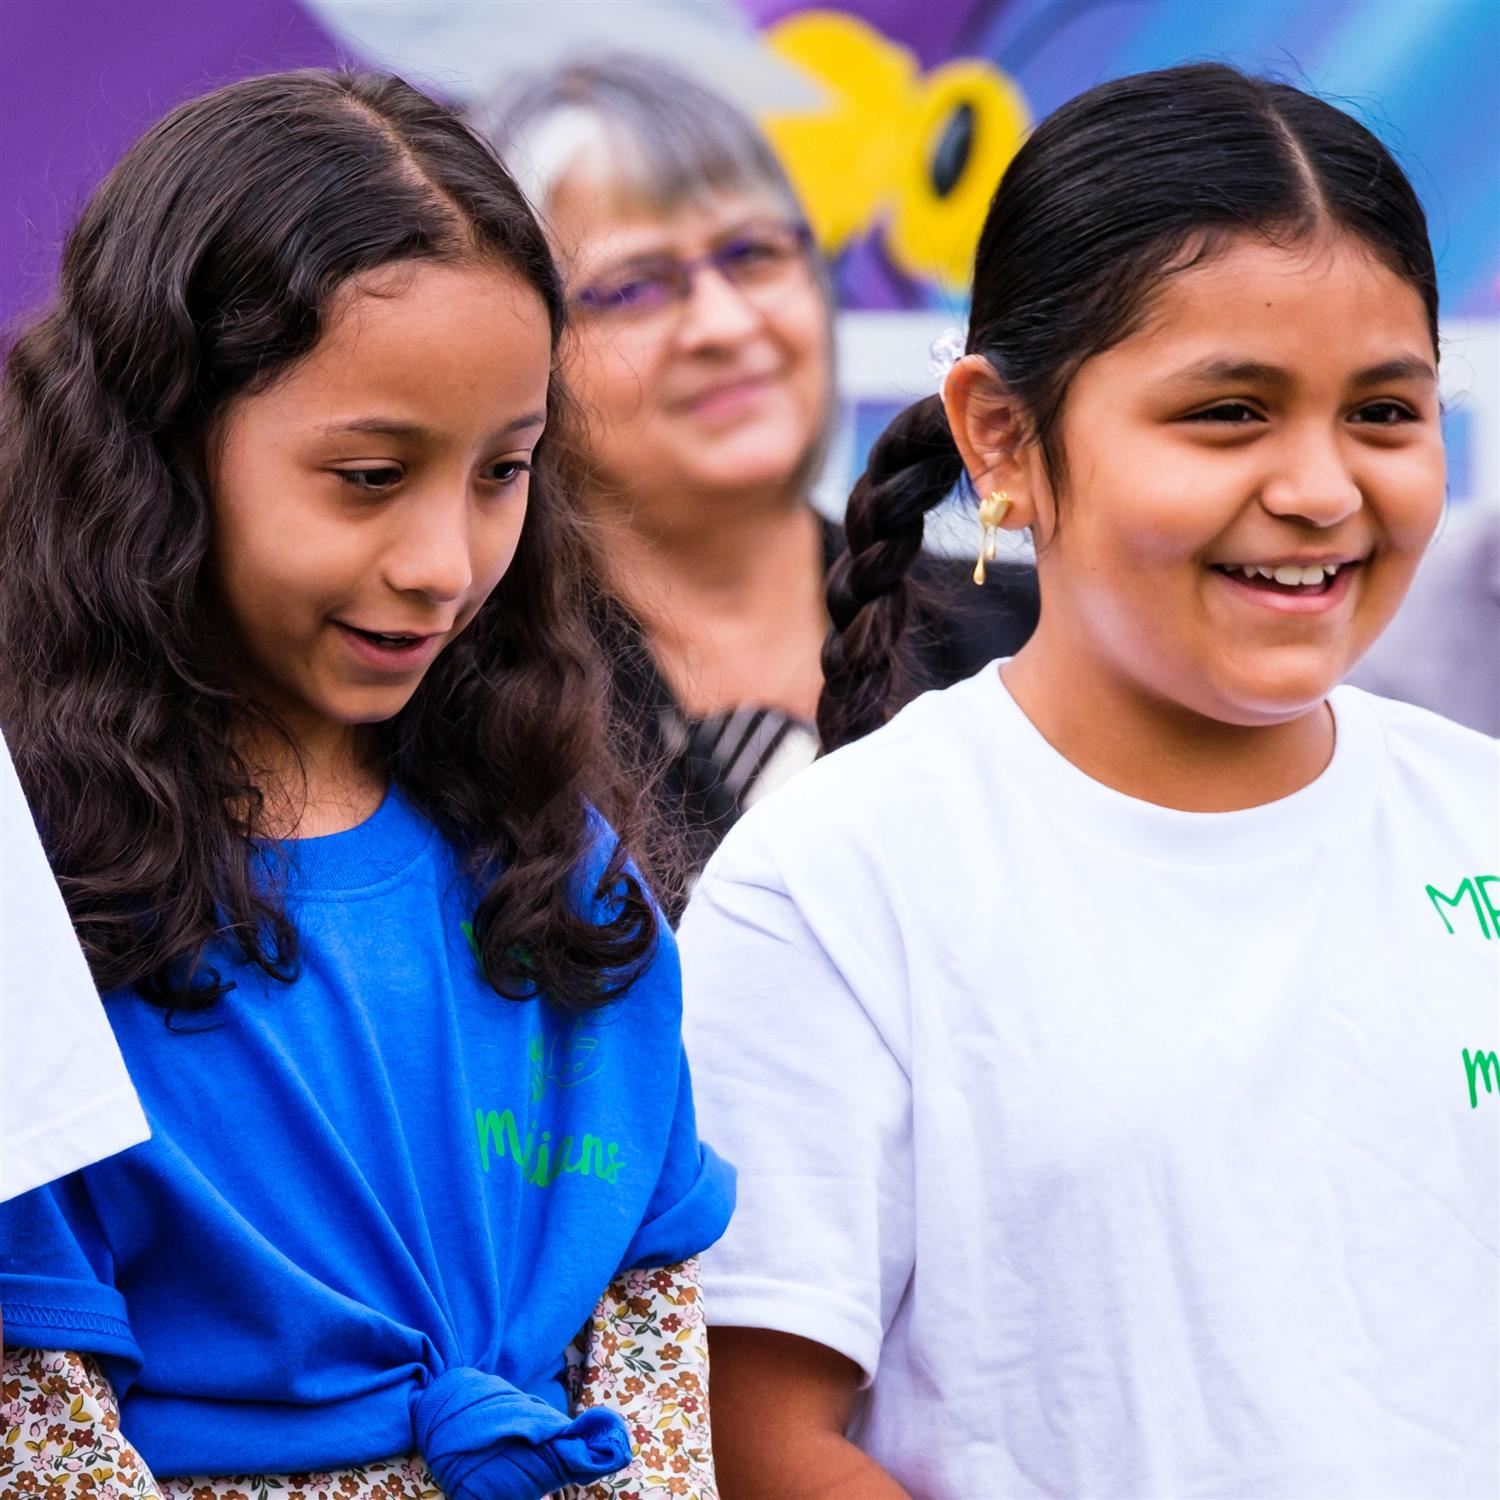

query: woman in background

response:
[477,58,1037,890]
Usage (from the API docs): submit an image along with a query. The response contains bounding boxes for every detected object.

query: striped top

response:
[606,518,1040,912]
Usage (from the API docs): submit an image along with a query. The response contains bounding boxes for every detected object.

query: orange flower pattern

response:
[559,1259,717,1499]
[1,1258,715,1499]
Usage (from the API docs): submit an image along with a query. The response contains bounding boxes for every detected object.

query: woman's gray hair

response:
[468,53,805,222]
[469,53,837,508]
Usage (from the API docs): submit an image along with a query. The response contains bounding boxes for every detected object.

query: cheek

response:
[577,342,658,431]
[1371,442,1446,550]
[775,289,828,361]
[214,495,359,633]
[770,294,830,387]
[474,499,531,594]
[1054,473,1223,577]
[213,499,286,623]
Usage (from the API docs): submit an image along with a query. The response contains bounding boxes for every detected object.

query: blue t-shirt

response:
[0,791,734,1497]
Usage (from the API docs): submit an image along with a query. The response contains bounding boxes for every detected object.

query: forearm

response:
[714,1424,910,1500]
[708,1327,909,1500]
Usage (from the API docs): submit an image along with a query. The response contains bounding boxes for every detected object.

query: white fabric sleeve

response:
[678,862,913,1386]
[1,732,148,1200]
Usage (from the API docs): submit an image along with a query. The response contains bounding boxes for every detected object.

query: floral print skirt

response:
[1,1260,716,1500]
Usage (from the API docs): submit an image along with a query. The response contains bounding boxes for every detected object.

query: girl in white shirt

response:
[678,61,1499,1499]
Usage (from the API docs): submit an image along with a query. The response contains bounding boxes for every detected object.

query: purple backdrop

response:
[0,0,344,332]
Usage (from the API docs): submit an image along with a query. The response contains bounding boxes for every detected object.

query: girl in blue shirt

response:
[0,69,732,1498]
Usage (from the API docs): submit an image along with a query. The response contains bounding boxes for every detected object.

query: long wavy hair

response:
[818,63,1439,750]
[0,70,659,1012]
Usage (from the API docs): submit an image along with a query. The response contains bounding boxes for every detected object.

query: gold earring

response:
[972,490,1010,585]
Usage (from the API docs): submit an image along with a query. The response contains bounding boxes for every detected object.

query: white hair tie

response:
[928,325,968,393]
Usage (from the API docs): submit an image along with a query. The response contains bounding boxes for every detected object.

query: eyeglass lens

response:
[573,223,812,320]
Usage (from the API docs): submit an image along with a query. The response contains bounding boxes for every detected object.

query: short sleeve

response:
[615,1045,735,1273]
[613,919,736,1275]
[677,854,914,1385]
[0,1170,142,1367]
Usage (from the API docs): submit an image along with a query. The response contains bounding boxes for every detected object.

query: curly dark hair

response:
[0,69,661,1012]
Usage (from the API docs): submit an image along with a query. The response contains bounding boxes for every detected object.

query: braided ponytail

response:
[818,394,964,751]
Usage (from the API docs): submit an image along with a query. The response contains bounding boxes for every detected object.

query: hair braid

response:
[818,394,964,751]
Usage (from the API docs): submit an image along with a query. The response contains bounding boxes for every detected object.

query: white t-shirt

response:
[1,732,148,1201]
[680,665,1500,1499]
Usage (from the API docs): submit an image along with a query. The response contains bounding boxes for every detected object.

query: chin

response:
[693,447,806,496]
[327,687,424,728]
[1196,635,1365,720]
[691,424,815,486]
[1207,673,1345,727]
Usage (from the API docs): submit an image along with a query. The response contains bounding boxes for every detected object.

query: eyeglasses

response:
[571,222,815,324]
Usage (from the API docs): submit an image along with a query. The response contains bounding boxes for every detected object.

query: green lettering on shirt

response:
[1426,876,1498,939]
[1463,1050,1500,1109]
[474,1107,624,1188]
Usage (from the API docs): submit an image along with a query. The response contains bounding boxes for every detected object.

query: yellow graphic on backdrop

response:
[762,10,1030,289]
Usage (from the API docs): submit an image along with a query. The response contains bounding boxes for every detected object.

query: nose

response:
[674,263,762,349]
[383,488,474,604]
[1259,427,1363,528]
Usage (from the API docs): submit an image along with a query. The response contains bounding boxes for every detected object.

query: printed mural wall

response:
[3,0,1496,509]
[736,1,1499,516]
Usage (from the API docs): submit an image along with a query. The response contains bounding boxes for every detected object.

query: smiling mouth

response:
[338,623,438,652]
[679,374,773,410]
[1210,561,1357,597]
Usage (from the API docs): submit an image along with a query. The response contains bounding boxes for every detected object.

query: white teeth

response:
[1227,562,1341,586]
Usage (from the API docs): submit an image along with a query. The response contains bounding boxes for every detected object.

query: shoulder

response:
[698,666,998,898]
[1341,684,1498,776]
[1337,684,1499,848]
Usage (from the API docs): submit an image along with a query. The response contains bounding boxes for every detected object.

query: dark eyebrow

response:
[1348,356,1438,388]
[1163,359,1292,390]
[496,411,548,438]
[317,412,547,442]
[1163,355,1438,391]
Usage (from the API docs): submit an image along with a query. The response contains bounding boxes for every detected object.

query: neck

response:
[235,713,385,839]
[600,476,822,621]
[596,478,829,721]
[1002,622,1335,813]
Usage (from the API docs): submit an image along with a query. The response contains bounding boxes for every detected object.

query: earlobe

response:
[964,468,1038,533]
[941,353,1037,531]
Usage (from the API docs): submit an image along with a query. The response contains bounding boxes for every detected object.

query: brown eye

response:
[1351,401,1416,425]
[336,465,403,492]
[482,460,533,486]
[1184,402,1264,424]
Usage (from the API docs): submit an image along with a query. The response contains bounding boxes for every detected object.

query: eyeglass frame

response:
[568,220,817,324]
